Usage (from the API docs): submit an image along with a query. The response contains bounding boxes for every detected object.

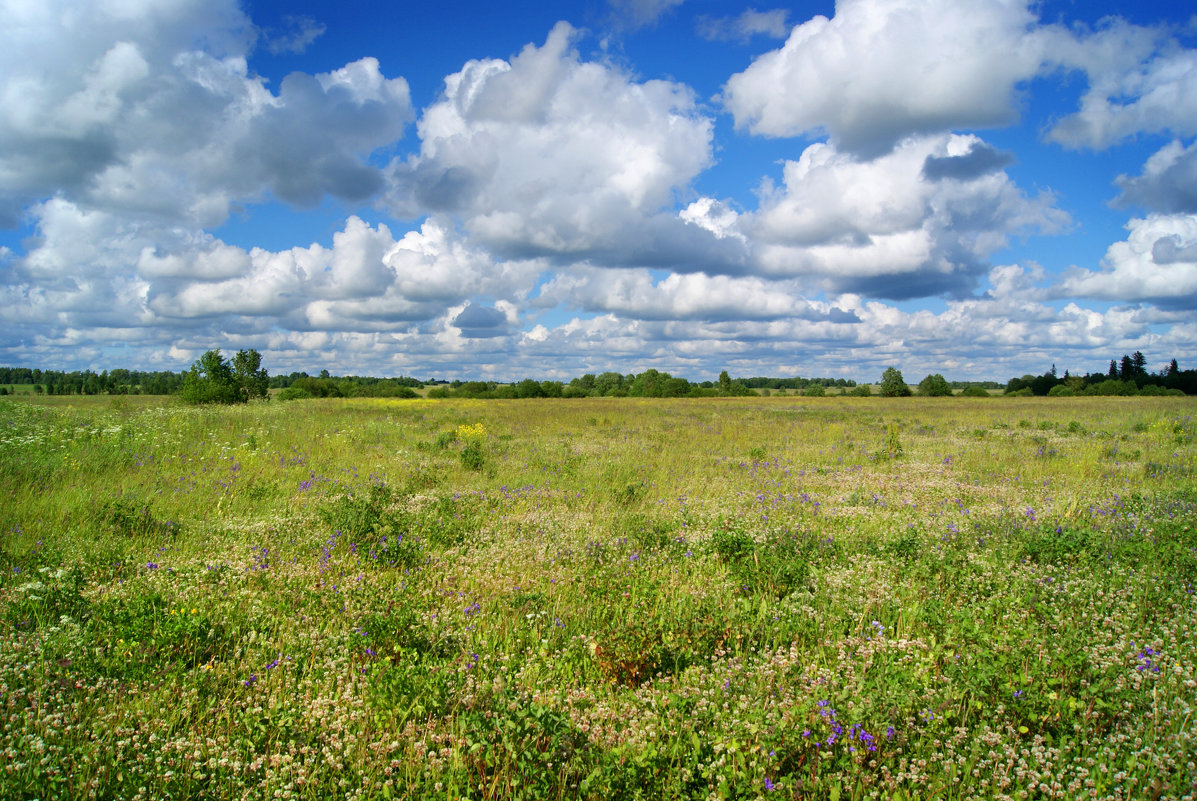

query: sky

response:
[1,0,1195,382]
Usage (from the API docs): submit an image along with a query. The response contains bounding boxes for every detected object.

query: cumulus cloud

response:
[922,142,1015,181]
[0,0,412,227]
[533,266,858,322]
[452,303,511,338]
[384,22,744,272]
[0,199,541,347]
[721,0,1056,155]
[1114,139,1197,213]
[1057,215,1197,307]
[1046,26,1197,149]
[511,264,1172,381]
[746,134,1067,297]
[697,9,790,42]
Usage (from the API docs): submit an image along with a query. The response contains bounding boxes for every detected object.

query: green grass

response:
[2,394,1196,800]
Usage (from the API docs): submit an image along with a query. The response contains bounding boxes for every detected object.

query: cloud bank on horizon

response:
[1,0,1195,381]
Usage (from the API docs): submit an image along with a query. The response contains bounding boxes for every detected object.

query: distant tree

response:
[181,349,269,404]
[514,378,544,398]
[1130,351,1148,384]
[594,372,623,396]
[803,383,826,397]
[849,384,872,397]
[961,385,990,397]
[181,350,240,404]
[718,370,732,395]
[1120,354,1135,381]
[879,367,911,397]
[232,349,269,400]
[917,373,952,396]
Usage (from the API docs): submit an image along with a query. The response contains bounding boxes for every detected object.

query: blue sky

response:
[1,0,1195,382]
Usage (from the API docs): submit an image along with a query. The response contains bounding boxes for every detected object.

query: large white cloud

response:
[721,0,1056,155]
[384,22,744,273]
[1,201,540,342]
[1046,26,1197,149]
[745,134,1067,297]
[1058,215,1197,307]
[0,0,412,227]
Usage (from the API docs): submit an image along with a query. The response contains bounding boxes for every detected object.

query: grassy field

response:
[2,394,1195,800]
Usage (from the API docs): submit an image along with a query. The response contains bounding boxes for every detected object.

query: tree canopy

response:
[917,373,952,397]
[180,349,268,404]
[879,367,912,397]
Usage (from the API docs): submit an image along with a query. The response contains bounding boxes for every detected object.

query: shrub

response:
[276,386,313,401]
[961,385,990,397]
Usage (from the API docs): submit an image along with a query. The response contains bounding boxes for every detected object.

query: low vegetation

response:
[2,393,1195,800]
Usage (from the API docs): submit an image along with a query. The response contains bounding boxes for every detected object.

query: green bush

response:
[917,373,952,396]
[276,385,313,401]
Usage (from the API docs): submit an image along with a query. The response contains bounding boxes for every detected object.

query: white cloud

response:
[1058,214,1197,307]
[0,0,412,226]
[697,9,790,42]
[385,22,741,272]
[721,0,1056,155]
[1046,26,1197,149]
[1115,139,1197,213]
[746,134,1067,297]
[263,15,326,55]
[607,0,685,31]
[534,266,854,322]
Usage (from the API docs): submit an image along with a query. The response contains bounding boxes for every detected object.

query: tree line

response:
[5,351,1194,402]
[1005,352,1194,396]
[0,366,185,396]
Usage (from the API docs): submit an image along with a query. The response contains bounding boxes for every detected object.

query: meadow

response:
[1,393,1195,801]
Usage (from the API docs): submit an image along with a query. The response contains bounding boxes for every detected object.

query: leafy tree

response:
[232,349,269,400]
[594,372,623,396]
[514,378,544,398]
[181,350,240,404]
[181,349,269,404]
[917,373,952,396]
[878,367,911,397]
[718,370,732,395]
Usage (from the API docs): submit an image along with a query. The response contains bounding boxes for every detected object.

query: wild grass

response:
[2,394,1196,800]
